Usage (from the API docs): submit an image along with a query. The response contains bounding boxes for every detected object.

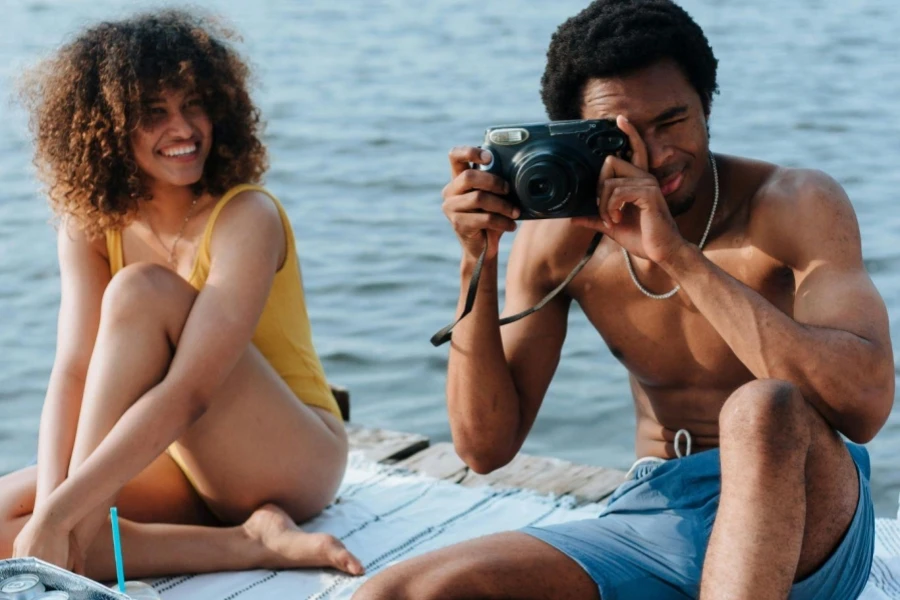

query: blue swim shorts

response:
[522,442,874,600]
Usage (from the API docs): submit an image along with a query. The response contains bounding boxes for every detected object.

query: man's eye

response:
[661,118,687,129]
[185,98,204,109]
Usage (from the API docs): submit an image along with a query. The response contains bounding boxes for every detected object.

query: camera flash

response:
[489,128,530,145]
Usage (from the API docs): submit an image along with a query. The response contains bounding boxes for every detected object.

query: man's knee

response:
[352,571,419,600]
[101,263,195,324]
[352,554,473,600]
[719,379,812,452]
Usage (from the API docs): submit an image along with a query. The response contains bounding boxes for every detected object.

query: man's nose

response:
[646,136,675,171]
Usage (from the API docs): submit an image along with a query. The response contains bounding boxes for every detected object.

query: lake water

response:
[1,0,899,516]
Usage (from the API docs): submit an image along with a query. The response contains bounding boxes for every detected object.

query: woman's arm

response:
[35,223,109,508]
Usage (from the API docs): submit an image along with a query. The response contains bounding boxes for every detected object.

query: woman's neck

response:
[140,183,206,232]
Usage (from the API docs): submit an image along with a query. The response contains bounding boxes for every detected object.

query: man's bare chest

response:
[567,243,794,388]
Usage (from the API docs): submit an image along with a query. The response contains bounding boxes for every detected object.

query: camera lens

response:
[515,154,574,217]
[528,177,554,198]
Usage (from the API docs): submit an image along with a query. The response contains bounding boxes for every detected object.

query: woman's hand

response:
[13,512,73,571]
[572,115,685,265]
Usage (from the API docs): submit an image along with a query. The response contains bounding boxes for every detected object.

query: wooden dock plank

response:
[396,443,469,483]
[396,440,626,505]
[346,424,430,463]
[461,455,625,504]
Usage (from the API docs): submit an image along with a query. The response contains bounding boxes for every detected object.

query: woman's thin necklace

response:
[622,154,719,300]
[143,197,199,268]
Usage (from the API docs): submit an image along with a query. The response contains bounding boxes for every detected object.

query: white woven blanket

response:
[142,453,900,600]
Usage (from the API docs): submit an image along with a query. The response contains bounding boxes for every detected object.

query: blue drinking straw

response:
[109,507,127,594]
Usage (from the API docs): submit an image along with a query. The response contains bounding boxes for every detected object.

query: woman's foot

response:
[242,503,364,575]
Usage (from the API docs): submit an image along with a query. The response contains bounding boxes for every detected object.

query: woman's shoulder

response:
[58,217,110,261]
[204,185,289,266]
[213,185,284,230]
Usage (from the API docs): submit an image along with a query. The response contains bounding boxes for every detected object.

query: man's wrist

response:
[658,241,702,280]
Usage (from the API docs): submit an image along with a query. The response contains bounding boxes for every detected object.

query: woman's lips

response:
[659,171,684,196]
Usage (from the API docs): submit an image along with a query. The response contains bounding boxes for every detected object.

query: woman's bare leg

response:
[13,262,361,577]
[70,264,350,524]
[1,462,360,579]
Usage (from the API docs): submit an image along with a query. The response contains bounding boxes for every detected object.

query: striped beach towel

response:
[126,453,900,599]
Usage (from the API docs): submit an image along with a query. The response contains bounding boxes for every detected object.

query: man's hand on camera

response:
[443,146,521,262]
[572,115,685,265]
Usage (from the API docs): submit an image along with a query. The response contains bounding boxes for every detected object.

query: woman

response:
[0,10,363,579]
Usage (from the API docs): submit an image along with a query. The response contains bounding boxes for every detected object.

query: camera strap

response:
[430,231,603,347]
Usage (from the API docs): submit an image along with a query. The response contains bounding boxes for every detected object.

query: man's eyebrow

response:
[651,106,689,124]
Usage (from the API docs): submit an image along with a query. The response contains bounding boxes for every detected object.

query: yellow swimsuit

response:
[105,184,341,484]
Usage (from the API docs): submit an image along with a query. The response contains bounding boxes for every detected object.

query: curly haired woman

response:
[0,10,363,579]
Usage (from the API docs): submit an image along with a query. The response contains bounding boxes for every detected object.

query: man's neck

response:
[672,153,719,246]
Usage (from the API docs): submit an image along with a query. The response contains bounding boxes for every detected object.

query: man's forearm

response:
[662,244,890,440]
[446,257,523,470]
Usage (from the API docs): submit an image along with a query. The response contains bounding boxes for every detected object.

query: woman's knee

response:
[719,378,812,451]
[102,263,195,321]
[0,467,36,521]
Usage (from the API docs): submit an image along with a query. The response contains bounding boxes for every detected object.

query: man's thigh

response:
[354,532,600,600]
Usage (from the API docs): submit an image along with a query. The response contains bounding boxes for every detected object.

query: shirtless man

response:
[353,1,893,599]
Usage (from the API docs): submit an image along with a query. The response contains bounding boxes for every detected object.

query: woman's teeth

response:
[161,144,197,157]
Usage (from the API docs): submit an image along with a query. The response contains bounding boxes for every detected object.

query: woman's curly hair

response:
[20,10,268,239]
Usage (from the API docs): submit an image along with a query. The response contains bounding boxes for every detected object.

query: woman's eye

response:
[150,107,167,116]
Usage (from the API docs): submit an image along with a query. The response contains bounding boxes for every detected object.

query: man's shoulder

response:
[752,164,847,210]
[744,161,859,265]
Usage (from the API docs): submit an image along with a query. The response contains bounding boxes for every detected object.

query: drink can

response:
[0,574,46,599]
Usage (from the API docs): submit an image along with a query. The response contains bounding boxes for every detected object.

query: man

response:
[354,1,893,598]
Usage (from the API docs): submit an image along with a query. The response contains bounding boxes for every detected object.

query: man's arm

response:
[442,147,571,473]
[447,221,571,473]
[662,169,893,442]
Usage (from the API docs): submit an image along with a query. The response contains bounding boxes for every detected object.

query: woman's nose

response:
[166,110,194,137]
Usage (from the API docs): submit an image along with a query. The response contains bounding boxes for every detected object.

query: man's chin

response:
[667,194,695,218]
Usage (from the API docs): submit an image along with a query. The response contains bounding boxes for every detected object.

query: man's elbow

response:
[454,439,515,475]
[843,381,894,444]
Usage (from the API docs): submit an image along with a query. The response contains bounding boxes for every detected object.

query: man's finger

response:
[449,146,493,178]
[607,184,665,218]
[454,190,521,220]
[617,115,649,172]
[444,167,508,197]
[600,177,657,224]
[455,212,517,234]
[603,154,654,181]
[572,215,611,233]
